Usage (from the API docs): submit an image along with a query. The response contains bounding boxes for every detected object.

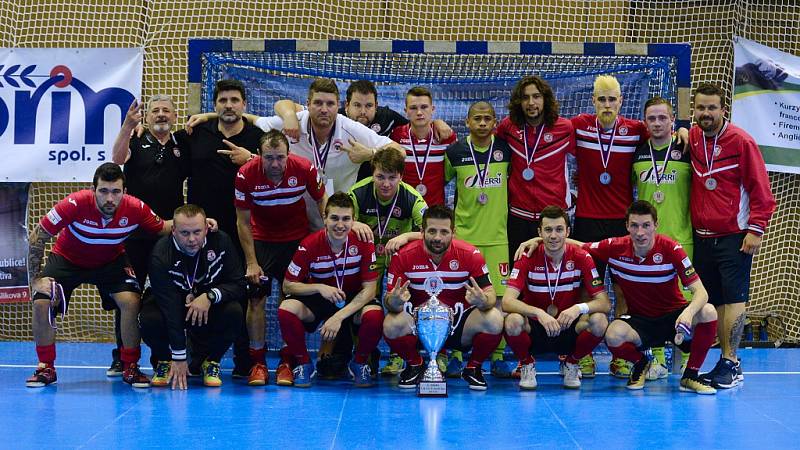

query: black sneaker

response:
[462,366,488,391]
[106,358,123,377]
[368,348,381,380]
[398,363,425,389]
[317,353,350,380]
[699,357,725,383]
[231,364,251,379]
[705,358,740,389]
[188,359,203,378]
[735,358,744,384]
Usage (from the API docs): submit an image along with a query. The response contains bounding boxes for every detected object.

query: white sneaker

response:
[519,362,537,390]
[645,363,669,381]
[563,362,581,389]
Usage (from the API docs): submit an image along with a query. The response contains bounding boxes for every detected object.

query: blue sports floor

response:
[1,342,798,449]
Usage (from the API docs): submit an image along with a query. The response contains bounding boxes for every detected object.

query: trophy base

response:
[417,380,448,397]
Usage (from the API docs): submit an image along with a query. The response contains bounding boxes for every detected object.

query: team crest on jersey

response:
[288,176,298,187]
[118,217,128,227]
[371,123,382,133]
[499,263,509,277]
[591,268,600,279]
[565,260,574,271]
[544,132,553,143]
[235,189,245,201]
[392,206,402,218]
[333,139,345,152]
[348,245,358,256]
[618,126,628,136]
[510,268,519,279]
[653,253,663,264]
[714,145,722,156]
[671,149,683,160]
[449,260,459,270]
[493,150,504,161]
[206,250,216,261]
[173,147,181,157]
[288,262,301,277]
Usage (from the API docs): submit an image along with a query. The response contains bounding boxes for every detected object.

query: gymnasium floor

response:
[0,342,797,449]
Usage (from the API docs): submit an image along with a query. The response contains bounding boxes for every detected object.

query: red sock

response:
[687,320,717,371]
[566,331,603,363]
[504,332,534,365]
[384,334,423,366]
[249,347,266,365]
[608,342,643,363]
[36,344,56,366]
[120,346,141,370]
[278,346,295,366]
[278,309,310,364]
[467,333,502,369]
[354,309,384,364]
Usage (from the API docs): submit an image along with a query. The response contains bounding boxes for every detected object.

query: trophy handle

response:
[450,302,465,336]
[406,302,417,335]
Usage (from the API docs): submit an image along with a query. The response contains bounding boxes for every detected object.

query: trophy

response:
[414,275,463,397]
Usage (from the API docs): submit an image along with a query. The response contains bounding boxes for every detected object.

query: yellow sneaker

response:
[578,354,596,378]
[150,361,171,387]
[202,360,222,387]
[610,357,632,378]
[381,353,404,376]
[680,374,717,395]
[626,358,649,390]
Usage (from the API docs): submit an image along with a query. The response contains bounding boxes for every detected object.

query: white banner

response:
[732,36,800,173]
[0,48,142,181]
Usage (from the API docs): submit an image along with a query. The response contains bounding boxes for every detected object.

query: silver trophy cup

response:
[414,276,463,397]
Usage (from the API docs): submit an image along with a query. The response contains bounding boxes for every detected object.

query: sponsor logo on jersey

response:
[639,167,678,184]
[83,219,98,226]
[68,198,77,207]
[566,260,574,271]
[464,173,503,188]
[206,250,216,261]
[234,189,245,201]
[591,277,603,287]
[119,217,128,227]
[237,172,245,180]
[544,132,553,143]
[618,256,634,262]
[449,260,459,270]
[684,267,696,277]
[413,264,428,270]
[287,262,301,277]
[619,126,628,136]
[653,253,663,264]
[493,149,504,161]
[348,245,358,256]
[288,176,298,187]
[369,263,378,271]
[499,262,509,276]
[46,208,62,225]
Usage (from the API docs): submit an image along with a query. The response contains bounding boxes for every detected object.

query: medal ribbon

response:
[543,253,564,307]
[647,139,673,188]
[409,126,434,182]
[468,136,495,189]
[595,118,618,171]
[523,124,545,168]
[330,235,349,291]
[374,188,400,244]
[308,120,336,175]
[702,120,727,177]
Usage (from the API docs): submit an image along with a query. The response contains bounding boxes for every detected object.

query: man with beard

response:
[109,94,188,376]
[689,83,775,389]
[383,205,503,391]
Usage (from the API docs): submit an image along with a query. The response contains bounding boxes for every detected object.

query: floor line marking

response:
[329,389,350,450]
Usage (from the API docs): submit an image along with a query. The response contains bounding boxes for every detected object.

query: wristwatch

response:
[206,290,217,303]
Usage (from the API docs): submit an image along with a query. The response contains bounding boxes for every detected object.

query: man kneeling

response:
[383,205,504,391]
[277,193,383,388]
[141,204,246,389]
[503,206,610,390]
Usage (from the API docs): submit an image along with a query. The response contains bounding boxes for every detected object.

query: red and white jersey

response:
[285,229,378,294]
[496,116,575,220]
[582,234,698,318]
[40,190,163,269]
[390,124,457,207]
[507,244,604,314]
[386,239,491,309]
[234,154,325,242]
[571,114,647,219]
[689,122,776,237]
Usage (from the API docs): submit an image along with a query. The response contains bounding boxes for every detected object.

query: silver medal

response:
[522,167,534,181]
[599,171,612,185]
[653,190,665,204]
[416,183,427,196]
[546,304,559,317]
[704,177,718,191]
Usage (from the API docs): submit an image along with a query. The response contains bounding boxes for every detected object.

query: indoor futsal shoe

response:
[397,363,425,389]
[292,362,315,388]
[276,362,294,386]
[349,361,374,387]
[462,366,488,391]
[248,362,268,386]
[150,361,171,387]
[626,358,649,390]
[202,360,222,387]
[122,363,151,388]
[26,363,57,388]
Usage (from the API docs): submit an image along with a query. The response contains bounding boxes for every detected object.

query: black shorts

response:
[33,253,140,311]
[572,217,627,276]
[527,316,580,356]
[249,239,300,297]
[618,307,692,352]
[507,214,540,268]
[693,233,752,306]
[443,305,478,352]
[289,292,380,333]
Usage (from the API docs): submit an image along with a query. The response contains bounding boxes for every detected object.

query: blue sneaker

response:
[490,359,515,378]
[293,362,315,388]
[349,361,374,387]
[446,354,465,378]
[701,357,740,389]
